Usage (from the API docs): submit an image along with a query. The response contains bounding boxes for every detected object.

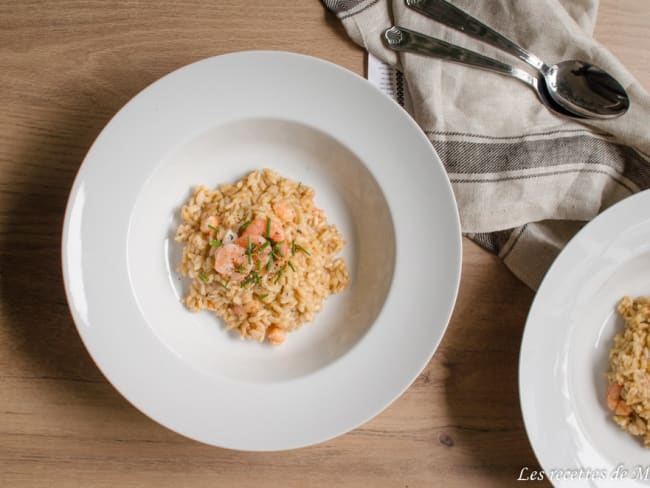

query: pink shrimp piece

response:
[607,383,621,411]
[200,215,220,234]
[241,215,285,243]
[266,325,286,345]
[607,382,633,416]
[615,401,633,416]
[213,243,248,279]
[234,234,272,266]
[237,233,290,268]
[272,201,295,223]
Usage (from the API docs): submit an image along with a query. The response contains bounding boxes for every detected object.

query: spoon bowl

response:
[545,60,630,119]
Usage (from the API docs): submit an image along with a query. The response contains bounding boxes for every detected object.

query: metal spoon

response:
[405,0,629,119]
[384,26,582,118]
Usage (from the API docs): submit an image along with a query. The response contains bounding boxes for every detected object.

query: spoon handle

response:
[385,26,528,80]
[405,0,546,72]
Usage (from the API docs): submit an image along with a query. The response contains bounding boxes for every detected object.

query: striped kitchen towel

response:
[322,0,650,289]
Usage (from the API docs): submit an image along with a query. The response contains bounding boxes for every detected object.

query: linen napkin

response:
[322,0,650,289]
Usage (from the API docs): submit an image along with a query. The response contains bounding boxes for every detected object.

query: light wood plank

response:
[1,1,648,486]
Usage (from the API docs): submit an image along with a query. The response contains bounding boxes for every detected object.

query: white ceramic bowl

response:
[62,51,462,450]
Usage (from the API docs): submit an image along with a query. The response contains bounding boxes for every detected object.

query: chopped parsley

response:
[265,217,272,240]
[240,271,262,288]
[274,266,286,284]
[215,278,229,290]
[294,243,311,256]
[256,240,270,254]
[273,241,285,257]
[244,235,258,265]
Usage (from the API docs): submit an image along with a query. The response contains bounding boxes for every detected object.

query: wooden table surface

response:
[1,1,648,486]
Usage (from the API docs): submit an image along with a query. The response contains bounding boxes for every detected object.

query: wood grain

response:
[0,1,647,486]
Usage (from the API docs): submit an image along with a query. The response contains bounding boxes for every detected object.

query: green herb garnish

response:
[287,261,295,272]
[198,272,209,282]
[266,252,274,272]
[234,264,246,274]
[257,293,268,301]
[238,220,251,234]
[214,278,229,290]
[240,271,261,288]
[274,241,285,257]
[209,239,222,247]
[274,266,286,284]
[295,243,311,256]
[265,217,272,240]
[256,240,270,254]
[208,225,219,233]
[245,235,252,264]
[291,240,296,256]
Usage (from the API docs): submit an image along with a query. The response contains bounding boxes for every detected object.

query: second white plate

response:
[520,190,650,486]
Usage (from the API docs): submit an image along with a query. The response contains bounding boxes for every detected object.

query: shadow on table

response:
[0,75,161,420]
[437,250,548,485]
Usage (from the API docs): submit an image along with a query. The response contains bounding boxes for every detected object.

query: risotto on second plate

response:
[606,296,650,446]
[175,169,349,345]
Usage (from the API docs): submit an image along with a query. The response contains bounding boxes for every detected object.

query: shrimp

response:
[616,400,633,416]
[266,325,286,345]
[607,382,633,416]
[273,201,295,223]
[234,234,271,266]
[236,233,290,267]
[607,383,622,411]
[241,215,285,243]
[212,243,248,280]
[200,215,220,234]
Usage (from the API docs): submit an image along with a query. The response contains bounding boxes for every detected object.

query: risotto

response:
[174,169,349,345]
[606,296,650,446]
